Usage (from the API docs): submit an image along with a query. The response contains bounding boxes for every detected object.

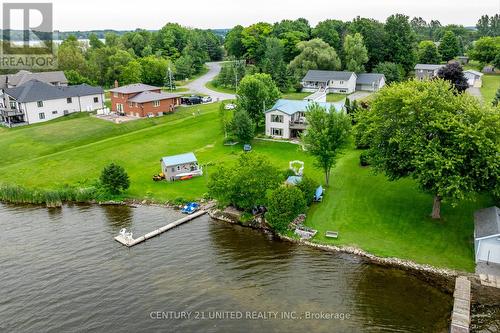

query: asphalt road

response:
[185,62,236,101]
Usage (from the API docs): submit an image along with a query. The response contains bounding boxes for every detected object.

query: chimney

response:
[114,80,119,88]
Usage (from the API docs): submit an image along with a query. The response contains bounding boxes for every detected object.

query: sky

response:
[5,0,500,31]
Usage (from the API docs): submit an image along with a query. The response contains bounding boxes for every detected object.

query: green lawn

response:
[305,149,492,272]
[480,74,500,103]
[281,91,347,102]
[205,81,237,94]
[0,103,488,271]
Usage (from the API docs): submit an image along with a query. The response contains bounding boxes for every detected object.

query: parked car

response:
[181,96,203,105]
[224,103,236,110]
[202,96,212,103]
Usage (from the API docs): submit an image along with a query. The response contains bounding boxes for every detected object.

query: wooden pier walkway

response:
[114,208,209,247]
[450,276,471,333]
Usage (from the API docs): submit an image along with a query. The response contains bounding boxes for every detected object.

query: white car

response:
[202,96,212,103]
[224,103,236,110]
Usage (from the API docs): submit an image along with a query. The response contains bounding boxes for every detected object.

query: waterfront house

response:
[414,64,445,80]
[160,152,203,181]
[109,82,180,118]
[265,99,344,139]
[464,69,483,88]
[0,79,104,127]
[474,207,500,277]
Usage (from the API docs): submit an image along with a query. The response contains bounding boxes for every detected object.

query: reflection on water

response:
[0,203,491,332]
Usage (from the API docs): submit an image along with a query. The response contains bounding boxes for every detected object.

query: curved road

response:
[185,62,236,101]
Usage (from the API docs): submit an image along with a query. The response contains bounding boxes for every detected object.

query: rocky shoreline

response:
[208,207,500,304]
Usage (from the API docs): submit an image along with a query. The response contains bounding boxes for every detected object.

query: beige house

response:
[160,152,203,181]
[464,69,483,88]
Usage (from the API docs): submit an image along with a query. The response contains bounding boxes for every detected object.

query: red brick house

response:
[109,83,181,117]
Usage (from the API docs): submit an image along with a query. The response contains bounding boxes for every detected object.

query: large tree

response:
[260,37,289,91]
[362,79,500,219]
[236,73,280,125]
[302,104,351,185]
[224,25,245,58]
[312,19,345,50]
[349,17,387,71]
[266,186,307,233]
[231,109,255,144]
[384,14,417,73]
[469,36,500,65]
[437,63,468,93]
[241,22,273,63]
[373,62,405,83]
[417,40,441,64]
[438,31,460,61]
[343,33,369,72]
[288,38,342,83]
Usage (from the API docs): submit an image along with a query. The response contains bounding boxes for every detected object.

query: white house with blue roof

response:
[160,152,203,181]
[265,99,344,139]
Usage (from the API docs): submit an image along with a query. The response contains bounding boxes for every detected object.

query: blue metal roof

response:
[265,99,344,115]
[161,152,197,167]
[286,176,303,185]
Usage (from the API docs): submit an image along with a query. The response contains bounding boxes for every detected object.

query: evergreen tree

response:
[439,31,460,61]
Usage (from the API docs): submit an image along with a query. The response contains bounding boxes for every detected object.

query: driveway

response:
[347,91,372,101]
[185,62,236,101]
[466,87,483,101]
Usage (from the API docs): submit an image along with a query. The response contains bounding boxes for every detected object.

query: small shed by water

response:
[160,152,202,181]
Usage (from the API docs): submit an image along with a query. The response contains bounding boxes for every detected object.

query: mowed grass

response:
[205,81,236,94]
[0,103,489,271]
[306,149,492,271]
[480,74,500,103]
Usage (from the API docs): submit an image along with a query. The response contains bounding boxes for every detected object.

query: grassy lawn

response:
[281,91,347,102]
[0,102,489,271]
[480,74,500,103]
[205,81,236,94]
[305,149,492,272]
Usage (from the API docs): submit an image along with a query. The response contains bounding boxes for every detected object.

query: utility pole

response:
[167,67,174,91]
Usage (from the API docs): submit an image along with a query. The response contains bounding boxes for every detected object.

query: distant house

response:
[265,99,344,139]
[301,70,357,94]
[457,56,469,65]
[109,83,180,118]
[464,69,484,88]
[356,73,386,92]
[474,207,500,273]
[0,70,68,90]
[0,79,104,127]
[414,64,445,80]
[160,152,203,181]
[301,70,386,94]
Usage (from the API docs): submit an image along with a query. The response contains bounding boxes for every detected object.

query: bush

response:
[359,151,371,166]
[296,176,319,206]
[266,185,307,233]
[100,163,130,195]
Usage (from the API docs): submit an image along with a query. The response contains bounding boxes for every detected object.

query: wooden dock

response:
[450,276,471,333]
[114,209,208,247]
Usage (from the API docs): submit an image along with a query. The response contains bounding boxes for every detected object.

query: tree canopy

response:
[343,33,369,73]
[418,40,441,64]
[359,79,500,219]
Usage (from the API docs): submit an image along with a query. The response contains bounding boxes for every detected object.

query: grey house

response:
[0,70,68,89]
[474,207,500,277]
[356,73,386,92]
[160,152,203,181]
[414,64,445,80]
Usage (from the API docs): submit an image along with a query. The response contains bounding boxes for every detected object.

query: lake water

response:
[0,202,487,332]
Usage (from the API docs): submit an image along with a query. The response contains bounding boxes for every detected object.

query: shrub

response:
[359,151,371,166]
[266,185,306,233]
[296,176,319,205]
[100,163,130,195]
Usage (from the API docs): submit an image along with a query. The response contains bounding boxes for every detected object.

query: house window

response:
[117,104,123,112]
[270,114,283,123]
[67,97,72,103]
[113,92,118,97]
[63,110,69,115]
[52,111,58,115]
[271,128,283,136]
[177,165,181,171]
[171,167,175,172]
[93,97,98,103]
[9,101,17,109]
[39,112,45,119]
[128,101,133,107]
[37,101,43,107]
[340,81,344,84]
[153,100,160,107]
